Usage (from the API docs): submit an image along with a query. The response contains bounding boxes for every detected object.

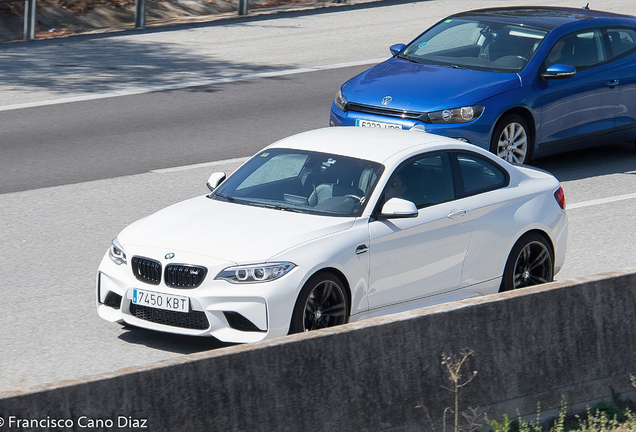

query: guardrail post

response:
[135,0,146,28]
[23,0,36,40]
[238,0,248,15]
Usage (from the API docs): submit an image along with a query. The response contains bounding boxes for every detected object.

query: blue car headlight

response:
[215,262,295,284]
[427,105,484,124]
[334,88,348,111]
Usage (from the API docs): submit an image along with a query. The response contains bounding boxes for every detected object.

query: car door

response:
[446,152,514,288]
[367,152,471,310]
[606,27,636,134]
[535,28,620,148]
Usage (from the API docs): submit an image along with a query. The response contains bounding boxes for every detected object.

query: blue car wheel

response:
[491,114,532,164]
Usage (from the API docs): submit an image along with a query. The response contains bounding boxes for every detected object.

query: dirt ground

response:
[0,0,334,41]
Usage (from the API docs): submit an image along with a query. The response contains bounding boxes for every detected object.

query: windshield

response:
[400,18,548,72]
[211,148,384,217]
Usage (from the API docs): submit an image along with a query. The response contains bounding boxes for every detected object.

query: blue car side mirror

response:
[541,64,577,80]
[390,44,406,56]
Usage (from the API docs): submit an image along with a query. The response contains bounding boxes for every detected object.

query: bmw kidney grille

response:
[165,265,207,288]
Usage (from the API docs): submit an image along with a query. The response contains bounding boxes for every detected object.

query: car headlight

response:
[427,105,484,124]
[108,238,127,265]
[334,88,348,111]
[215,262,295,284]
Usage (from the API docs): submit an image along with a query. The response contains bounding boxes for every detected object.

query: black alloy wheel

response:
[289,272,349,334]
[501,233,554,292]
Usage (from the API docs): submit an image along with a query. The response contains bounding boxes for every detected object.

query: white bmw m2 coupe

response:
[97,127,567,343]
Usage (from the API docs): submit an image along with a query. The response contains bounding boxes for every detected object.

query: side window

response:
[455,153,507,197]
[545,29,607,70]
[607,28,636,58]
[383,153,455,209]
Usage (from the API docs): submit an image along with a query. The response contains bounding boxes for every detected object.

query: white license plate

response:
[355,119,402,129]
[132,289,189,313]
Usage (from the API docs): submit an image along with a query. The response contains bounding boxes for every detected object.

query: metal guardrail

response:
[1,0,35,40]
[10,0,342,41]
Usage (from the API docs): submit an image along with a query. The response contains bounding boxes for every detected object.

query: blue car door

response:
[534,28,620,149]
[606,27,636,134]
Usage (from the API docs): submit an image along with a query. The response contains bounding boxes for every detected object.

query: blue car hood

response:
[344,59,521,112]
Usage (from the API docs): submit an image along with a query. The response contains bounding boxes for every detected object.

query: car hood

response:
[344,58,520,112]
[117,196,356,264]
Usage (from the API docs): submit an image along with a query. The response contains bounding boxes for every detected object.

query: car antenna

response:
[582,3,589,9]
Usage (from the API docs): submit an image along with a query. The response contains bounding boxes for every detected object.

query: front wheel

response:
[289,272,349,334]
[491,115,532,164]
[500,233,554,292]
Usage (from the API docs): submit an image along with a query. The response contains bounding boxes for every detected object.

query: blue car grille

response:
[346,102,427,122]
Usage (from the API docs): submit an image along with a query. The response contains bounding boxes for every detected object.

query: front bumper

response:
[96,252,304,343]
[329,103,492,151]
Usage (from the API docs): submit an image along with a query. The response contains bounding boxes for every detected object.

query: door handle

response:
[447,209,467,220]
[606,79,619,87]
[355,244,369,255]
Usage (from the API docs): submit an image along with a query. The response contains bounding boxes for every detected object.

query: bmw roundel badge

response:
[165,253,175,259]
[381,96,393,106]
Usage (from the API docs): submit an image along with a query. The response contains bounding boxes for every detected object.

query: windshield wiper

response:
[396,54,421,64]
[246,202,304,213]
[213,192,245,205]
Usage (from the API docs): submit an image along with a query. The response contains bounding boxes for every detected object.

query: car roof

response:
[451,6,636,31]
[265,127,465,164]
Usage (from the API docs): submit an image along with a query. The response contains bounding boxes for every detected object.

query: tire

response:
[500,233,554,292]
[289,272,349,334]
[490,114,533,164]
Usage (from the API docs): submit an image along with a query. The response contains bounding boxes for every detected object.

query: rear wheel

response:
[500,233,554,292]
[491,114,532,164]
[289,272,349,334]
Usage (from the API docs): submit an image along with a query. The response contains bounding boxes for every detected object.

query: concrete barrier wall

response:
[2,268,636,431]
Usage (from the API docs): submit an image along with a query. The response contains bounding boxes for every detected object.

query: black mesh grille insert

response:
[129,303,209,330]
[346,102,426,121]
[131,256,162,285]
[165,265,207,288]
[104,292,122,309]
[224,311,265,332]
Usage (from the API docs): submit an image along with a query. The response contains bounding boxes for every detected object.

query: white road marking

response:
[568,192,636,209]
[150,157,250,173]
[0,58,386,112]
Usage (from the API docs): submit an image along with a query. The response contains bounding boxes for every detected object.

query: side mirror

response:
[206,172,226,192]
[541,64,576,80]
[390,43,406,56]
[378,198,418,219]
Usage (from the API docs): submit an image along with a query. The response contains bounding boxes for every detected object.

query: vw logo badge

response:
[381,96,393,106]
[165,253,175,259]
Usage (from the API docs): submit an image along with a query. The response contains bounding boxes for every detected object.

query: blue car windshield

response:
[211,148,384,217]
[400,18,548,72]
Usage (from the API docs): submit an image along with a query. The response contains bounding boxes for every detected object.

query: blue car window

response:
[606,28,636,58]
[545,29,607,70]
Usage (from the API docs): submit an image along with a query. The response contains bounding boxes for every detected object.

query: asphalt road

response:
[0,66,368,193]
[1,0,636,395]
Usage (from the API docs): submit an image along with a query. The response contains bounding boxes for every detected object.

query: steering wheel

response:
[344,194,362,201]
[514,55,528,62]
